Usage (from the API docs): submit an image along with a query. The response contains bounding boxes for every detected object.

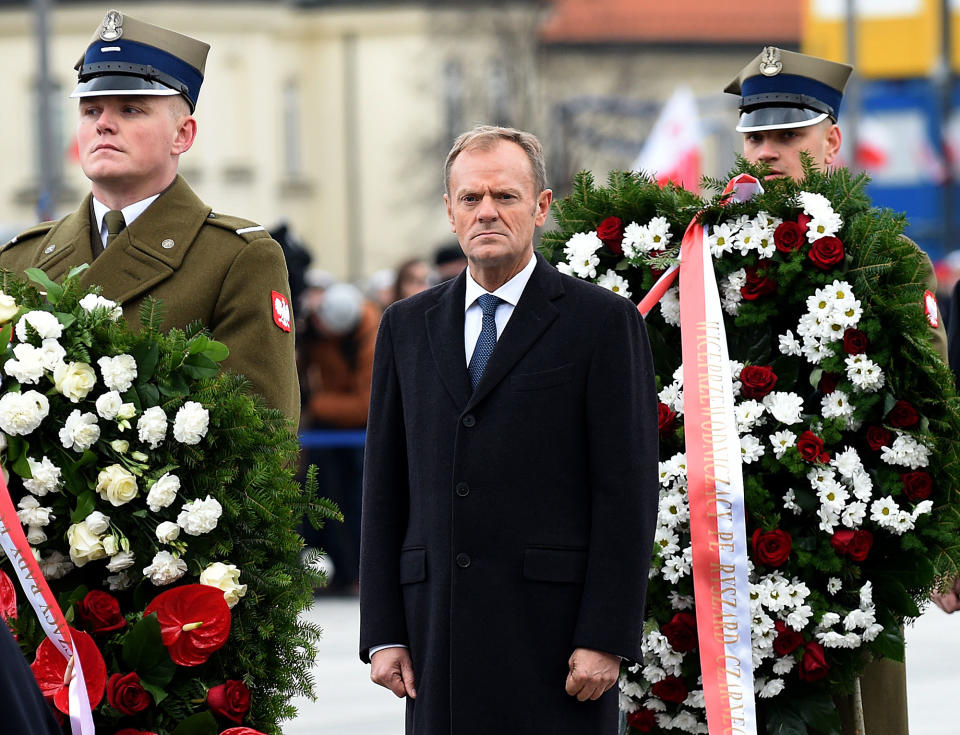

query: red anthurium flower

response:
[77,590,127,634]
[208,680,251,723]
[30,627,107,714]
[0,569,16,622]
[144,584,231,667]
[626,707,657,731]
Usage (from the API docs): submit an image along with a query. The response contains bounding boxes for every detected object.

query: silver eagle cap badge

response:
[99,10,124,42]
[759,46,783,77]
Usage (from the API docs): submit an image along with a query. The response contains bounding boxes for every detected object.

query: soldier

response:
[726,46,949,735]
[1,9,298,423]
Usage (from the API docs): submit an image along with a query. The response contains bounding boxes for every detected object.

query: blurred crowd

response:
[273,222,468,595]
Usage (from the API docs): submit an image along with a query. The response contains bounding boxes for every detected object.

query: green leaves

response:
[24,268,63,304]
[122,613,177,689]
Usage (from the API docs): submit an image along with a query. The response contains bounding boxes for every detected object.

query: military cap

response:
[725,47,853,133]
[71,9,209,112]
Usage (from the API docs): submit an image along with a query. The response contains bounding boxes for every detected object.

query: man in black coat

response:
[359,125,659,734]
[1,621,63,734]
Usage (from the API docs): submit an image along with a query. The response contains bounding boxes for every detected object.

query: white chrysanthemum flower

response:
[807,465,836,489]
[658,491,689,528]
[707,222,737,257]
[833,300,863,328]
[832,447,864,478]
[596,269,632,299]
[15,310,63,342]
[758,679,785,699]
[658,382,684,414]
[827,577,842,595]
[98,354,138,393]
[880,433,931,469]
[556,261,574,276]
[177,495,224,536]
[662,553,691,583]
[647,217,673,249]
[137,406,168,449]
[841,501,867,528]
[806,212,844,241]
[621,221,652,258]
[23,455,62,496]
[764,391,804,425]
[735,400,766,432]
[802,336,834,364]
[817,478,848,509]
[654,527,681,558]
[0,390,50,436]
[782,488,801,514]
[846,354,885,392]
[786,605,814,630]
[668,591,695,610]
[772,657,796,675]
[740,434,765,464]
[143,551,188,586]
[798,190,835,218]
[660,287,681,327]
[769,430,797,459]
[818,504,841,534]
[563,231,603,278]
[870,496,901,529]
[778,330,802,356]
[821,390,854,419]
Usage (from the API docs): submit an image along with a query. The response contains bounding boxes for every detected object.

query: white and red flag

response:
[632,86,703,192]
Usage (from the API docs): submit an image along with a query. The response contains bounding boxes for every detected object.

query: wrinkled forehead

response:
[449,142,536,192]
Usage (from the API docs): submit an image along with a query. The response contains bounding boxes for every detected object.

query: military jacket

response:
[0,176,299,424]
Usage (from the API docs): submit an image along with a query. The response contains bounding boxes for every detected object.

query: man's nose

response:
[476,194,498,220]
[756,140,778,161]
[95,109,118,134]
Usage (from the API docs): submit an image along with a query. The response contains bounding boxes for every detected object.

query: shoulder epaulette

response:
[3,220,56,250]
[204,212,272,243]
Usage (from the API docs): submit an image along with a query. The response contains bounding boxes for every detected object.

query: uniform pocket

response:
[399,547,427,584]
[522,546,587,584]
[511,363,575,391]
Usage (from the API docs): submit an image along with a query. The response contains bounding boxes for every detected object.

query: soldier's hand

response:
[370,647,417,699]
[565,647,620,702]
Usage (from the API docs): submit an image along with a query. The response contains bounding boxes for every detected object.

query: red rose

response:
[808,236,845,270]
[887,400,919,429]
[208,680,251,724]
[107,672,151,716]
[596,216,625,255]
[650,675,688,704]
[866,425,893,450]
[740,261,777,301]
[626,707,657,732]
[796,431,828,463]
[144,585,231,667]
[830,529,873,562]
[661,612,698,652]
[773,620,804,656]
[77,590,127,634]
[752,528,792,567]
[842,328,869,355]
[658,402,677,437]
[740,365,778,400]
[818,372,840,395]
[220,729,268,735]
[774,221,805,253]
[901,471,933,502]
[0,570,16,623]
[798,641,829,682]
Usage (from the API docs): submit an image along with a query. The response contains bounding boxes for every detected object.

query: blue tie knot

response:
[478,293,502,316]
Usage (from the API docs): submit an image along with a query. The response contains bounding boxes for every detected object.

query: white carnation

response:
[763,392,804,425]
[97,354,138,393]
[143,551,188,586]
[0,390,50,436]
[15,310,62,342]
[146,473,181,513]
[23,456,62,496]
[4,343,46,384]
[137,406,167,448]
[177,495,223,536]
[173,401,209,445]
[59,409,100,452]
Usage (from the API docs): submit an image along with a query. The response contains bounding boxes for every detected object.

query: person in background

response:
[0,620,63,735]
[299,283,379,594]
[365,267,397,311]
[432,242,468,283]
[392,257,431,303]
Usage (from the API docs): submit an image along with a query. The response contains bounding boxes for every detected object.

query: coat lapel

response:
[31,197,97,280]
[425,273,473,409]
[466,253,563,410]
[78,176,211,303]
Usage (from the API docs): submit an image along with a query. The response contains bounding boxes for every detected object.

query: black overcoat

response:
[0,620,63,735]
[359,254,659,734]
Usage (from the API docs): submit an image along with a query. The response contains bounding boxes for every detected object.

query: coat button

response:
[456,553,471,568]
[455,482,469,497]
[462,414,476,427]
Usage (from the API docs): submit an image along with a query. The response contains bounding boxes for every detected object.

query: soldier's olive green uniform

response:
[1,175,299,424]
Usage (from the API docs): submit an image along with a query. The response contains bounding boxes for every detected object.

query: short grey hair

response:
[443,125,547,196]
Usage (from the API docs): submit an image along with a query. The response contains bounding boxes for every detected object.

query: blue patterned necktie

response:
[468,293,503,389]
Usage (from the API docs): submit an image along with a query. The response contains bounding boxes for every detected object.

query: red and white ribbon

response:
[0,471,96,735]
[640,174,762,734]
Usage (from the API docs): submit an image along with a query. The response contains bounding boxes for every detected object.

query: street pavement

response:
[286,597,960,734]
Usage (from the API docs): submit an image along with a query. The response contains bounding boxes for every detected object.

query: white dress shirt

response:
[92,194,160,248]
[368,252,538,660]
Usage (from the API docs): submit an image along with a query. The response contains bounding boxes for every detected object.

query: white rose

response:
[0,291,18,323]
[26,526,48,544]
[137,406,167,449]
[177,495,223,536]
[105,550,136,573]
[143,551,188,586]
[96,464,138,507]
[15,310,62,342]
[39,550,74,580]
[78,293,123,321]
[156,521,181,543]
[200,562,247,608]
[117,403,137,420]
[53,361,97,403]
[0,390,49,436]
[102,535,119,556]
[23,455,62,496]
[59,410,100,452]
[84,510,110,535]
[96,391,123,419]
[66,520,107,567]
[110,439,129,454]
[98,354,138,392]
[4,343,45,384]
[173,401,210,445]
[146,473,180,513]
[37,339,66,371]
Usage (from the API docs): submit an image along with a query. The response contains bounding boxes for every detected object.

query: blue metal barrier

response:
[298,430,367,448]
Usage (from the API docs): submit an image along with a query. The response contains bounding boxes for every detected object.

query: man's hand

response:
[565,647,620,702]
[931,576,960,613]
[370,647,417,699]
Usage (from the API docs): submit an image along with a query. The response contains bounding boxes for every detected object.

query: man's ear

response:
[171,116,197,156]
[444,194,456,233]
[823,123,842,166]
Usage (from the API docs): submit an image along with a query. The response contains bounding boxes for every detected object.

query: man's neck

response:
[469,250,534,292]
[91,172,178,210]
